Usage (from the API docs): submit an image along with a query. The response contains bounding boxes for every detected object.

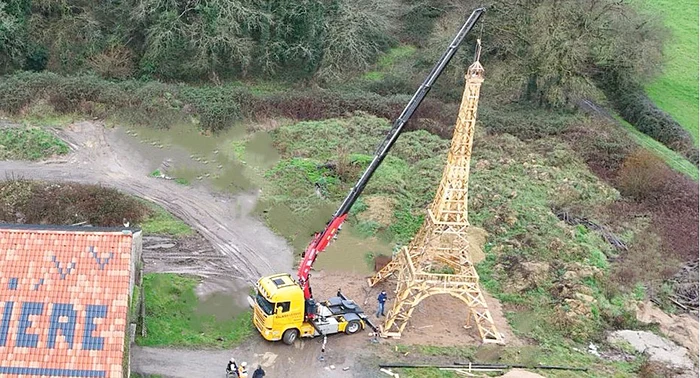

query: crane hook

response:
[473,38,482,63]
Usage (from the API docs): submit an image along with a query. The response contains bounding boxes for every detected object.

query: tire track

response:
[0,121,293,291]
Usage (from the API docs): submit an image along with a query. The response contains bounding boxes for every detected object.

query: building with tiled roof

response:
[0,224,143,378]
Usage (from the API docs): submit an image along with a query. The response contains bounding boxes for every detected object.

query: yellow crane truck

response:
[249,7,486,345]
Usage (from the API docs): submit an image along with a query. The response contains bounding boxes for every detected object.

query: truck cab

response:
[251,273,374,344]
[251,273,315,344]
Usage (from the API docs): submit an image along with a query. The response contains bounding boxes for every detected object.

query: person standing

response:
[225,358,239,377]
[252,365,266,378]
[376,290,387,317]
[238,361,249,378]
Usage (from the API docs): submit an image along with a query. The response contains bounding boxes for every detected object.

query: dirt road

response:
[0,121,293,294]
[0,121,391,377]
[0,121,522,378]
[131,333,381,378]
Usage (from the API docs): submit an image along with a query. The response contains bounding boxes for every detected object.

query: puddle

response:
[262,201,393,275]
[114,120,384,276]
[195,276,252,319]
[314,223,393,275]
[196,291,249,319]
[244,131,280,171]
[113,121,279,194]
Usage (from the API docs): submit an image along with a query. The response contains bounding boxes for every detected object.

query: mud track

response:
[0,121,293,295]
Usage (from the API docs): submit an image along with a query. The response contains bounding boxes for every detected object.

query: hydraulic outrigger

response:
[250,7,486,345]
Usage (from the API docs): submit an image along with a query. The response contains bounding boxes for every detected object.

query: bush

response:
[0,127,69,160]
[563,118,636,180]
[600,74,698,164]
[478,105,578,140]
[396,0,450,47]
[0,72,461,136]
[0,179,150,226]
[363,73,418,96]
[87,45,135,80]
[617,149,671,201]
[612,228,679,288]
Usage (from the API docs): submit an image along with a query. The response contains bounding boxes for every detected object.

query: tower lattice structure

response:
[368,47,504,344]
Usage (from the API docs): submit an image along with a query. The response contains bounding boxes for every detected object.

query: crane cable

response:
[474,20,484,63]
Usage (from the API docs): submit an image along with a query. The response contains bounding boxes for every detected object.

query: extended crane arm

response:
[296,7,486,301]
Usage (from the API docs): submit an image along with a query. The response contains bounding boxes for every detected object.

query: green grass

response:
[137,274,253,348]
[0,126,69,160]
[362,45,418,81]
[7,99,81,127]
[130,284,141,319]
[139,201,193,236]
[377,45,418,69]
[636,0,699,144]
[614,114,699,181]
[150,169,190,185]
[258,114,644,345]
[256,115,448,251]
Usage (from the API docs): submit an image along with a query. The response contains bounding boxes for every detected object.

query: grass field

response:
[137,274,253,348]
[638,0,699,145]
[614,115,699,181]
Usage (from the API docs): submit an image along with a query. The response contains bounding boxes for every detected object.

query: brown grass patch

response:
[359,195,396,227]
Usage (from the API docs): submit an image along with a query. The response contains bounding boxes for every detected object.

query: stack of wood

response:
[555,211,628,252]
[668,259,699,313]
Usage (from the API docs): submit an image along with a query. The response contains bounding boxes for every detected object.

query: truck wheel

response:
[282,328,299,345]
[345,320,361,335]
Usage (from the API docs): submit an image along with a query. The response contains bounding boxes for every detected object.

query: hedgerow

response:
[599,73,698,165]
[0,72,460,136]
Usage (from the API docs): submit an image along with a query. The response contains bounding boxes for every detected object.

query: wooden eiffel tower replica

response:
[368,42,504,344]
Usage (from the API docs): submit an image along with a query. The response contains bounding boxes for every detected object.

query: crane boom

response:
[296,7,486,302]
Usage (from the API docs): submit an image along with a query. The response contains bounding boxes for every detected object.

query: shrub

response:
[478,105,578,140]
[0,127,69,160]
[0,72,461,135]
[0,179,150,226]
[600,74,698,164]
[616,149,670,201]
[363,73,417,96]
[87,45,135,80]
[396,0,449,47]
[180,86,245,132]
[247,90,459,137]
[562,118,636,180]
[612,228,679,289]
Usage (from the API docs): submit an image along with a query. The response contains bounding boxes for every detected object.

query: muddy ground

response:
[0,120,523,377]
[0,121,293,295]
[131,267,521,378]
[3,120,696,378]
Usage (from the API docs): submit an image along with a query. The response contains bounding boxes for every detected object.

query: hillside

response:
[0,1,698,377]
[637,0,699,145]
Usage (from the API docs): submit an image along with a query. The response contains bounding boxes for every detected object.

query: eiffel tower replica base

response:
[368,43,504,345]
[370,212,504,344]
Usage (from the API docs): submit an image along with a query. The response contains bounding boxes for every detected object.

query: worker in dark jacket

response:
[252,365,266,378]
[376,290,387,317]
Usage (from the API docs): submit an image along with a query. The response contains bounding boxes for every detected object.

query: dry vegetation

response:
[0,178,191,236]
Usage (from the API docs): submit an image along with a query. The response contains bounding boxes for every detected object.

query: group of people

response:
[226,358,266,378]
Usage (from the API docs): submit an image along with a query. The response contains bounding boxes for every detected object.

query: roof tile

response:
[0,227,137,378]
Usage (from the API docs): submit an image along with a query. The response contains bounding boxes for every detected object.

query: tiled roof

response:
[0,225,138,378]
